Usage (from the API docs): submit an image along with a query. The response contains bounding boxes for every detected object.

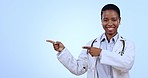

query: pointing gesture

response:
[46,40,55,44]
[46,40,65,52]
[82,46,102,56]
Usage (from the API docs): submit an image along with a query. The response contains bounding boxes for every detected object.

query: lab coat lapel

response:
[112,36,124,53]
[93,38,101,48]
[87,38,101,78]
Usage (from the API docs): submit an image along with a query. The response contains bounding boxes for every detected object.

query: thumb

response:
[55,41,65,52]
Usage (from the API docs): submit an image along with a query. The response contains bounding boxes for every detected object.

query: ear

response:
[119,17,121,23]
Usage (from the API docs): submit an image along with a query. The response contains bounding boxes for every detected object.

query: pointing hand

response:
[46,40,65,52]
[82,46,102,56]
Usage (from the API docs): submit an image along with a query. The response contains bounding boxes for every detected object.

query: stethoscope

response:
[90,37,125,56]
[88,36,125,78]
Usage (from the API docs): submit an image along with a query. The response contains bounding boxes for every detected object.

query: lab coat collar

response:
[91,33,125,49]
[100,33,120,43]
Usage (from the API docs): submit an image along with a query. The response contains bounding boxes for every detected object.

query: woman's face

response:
[101,10,120,37]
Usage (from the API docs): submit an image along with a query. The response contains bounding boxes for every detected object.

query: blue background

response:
[0,0,147,78]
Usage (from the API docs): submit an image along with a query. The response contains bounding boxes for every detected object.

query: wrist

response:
[58,47,65,52]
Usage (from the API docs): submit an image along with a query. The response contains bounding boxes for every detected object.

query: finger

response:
[55,41,63,46]
[55,41,61,44]
[82,46,91,50]
[46,40,55,44]
[54,43,59,47]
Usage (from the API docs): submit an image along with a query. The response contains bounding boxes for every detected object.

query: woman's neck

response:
[105,33,117,42]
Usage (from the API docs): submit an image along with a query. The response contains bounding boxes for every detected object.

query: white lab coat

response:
[57,34,135,78]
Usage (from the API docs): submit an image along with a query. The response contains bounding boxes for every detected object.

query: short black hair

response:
[101,4,120,18]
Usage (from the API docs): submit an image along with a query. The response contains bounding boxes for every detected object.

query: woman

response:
[47,4,135,78]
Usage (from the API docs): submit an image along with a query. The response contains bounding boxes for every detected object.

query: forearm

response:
[100,49,135,72]
[57,48,87,75]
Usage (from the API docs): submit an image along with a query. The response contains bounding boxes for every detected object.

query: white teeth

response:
[108,28,114,30]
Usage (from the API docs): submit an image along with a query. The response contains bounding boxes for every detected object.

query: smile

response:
[107,28,114,31]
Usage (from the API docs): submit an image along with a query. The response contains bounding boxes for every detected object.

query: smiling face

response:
[101,10,120,38]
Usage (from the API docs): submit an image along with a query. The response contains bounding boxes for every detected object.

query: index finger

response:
[46,40,55,44]
[82,46,91,50]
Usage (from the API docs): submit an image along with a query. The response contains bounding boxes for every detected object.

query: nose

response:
[108,20,113,26]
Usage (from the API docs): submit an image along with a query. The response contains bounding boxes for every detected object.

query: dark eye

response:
[103,19,108,22]
[112,18,117,21]
[112,17,119,21]
[112,19,116,21]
